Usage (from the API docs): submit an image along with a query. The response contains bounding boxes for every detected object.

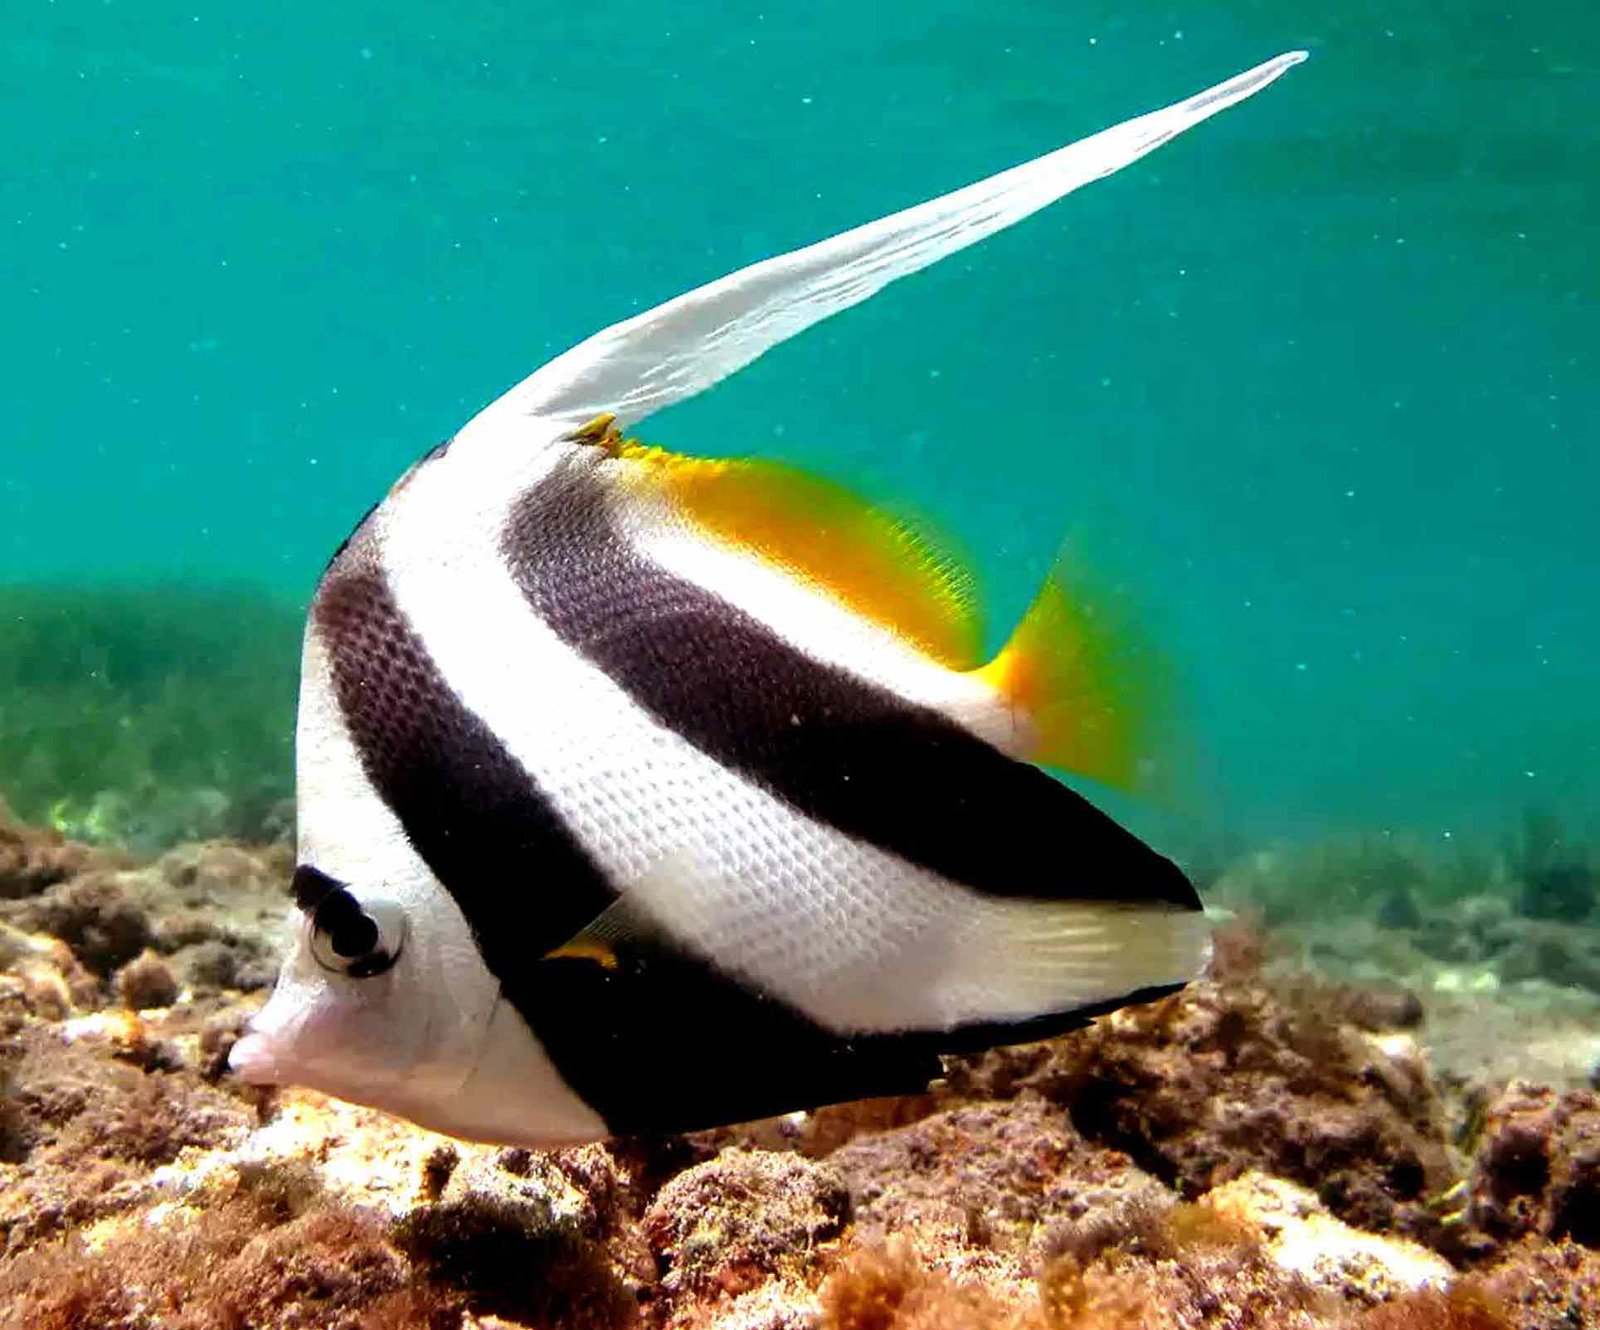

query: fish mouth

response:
[227,1030,287,1085]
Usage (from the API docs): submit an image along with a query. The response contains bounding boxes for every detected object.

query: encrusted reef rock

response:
[0,921,100,1019]
[1473,1240,1600,1330]
[1464,1082,1600,1248]
[644,1148,848,1322]
[0,802,106,901]
[1202,1173,1453,1304]
[3,809,1600,1329]
[0,1020,257,1255]
[829,1097,1173,1270]
[0,836,290,1000]
[945,931,1461,1251]
[8,872,159,975]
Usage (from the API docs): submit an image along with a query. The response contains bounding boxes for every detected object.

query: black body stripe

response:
[314,550,619,957]
[521,948,1183,1135]
[312,531,1191,1134]
[501,460,1200,912]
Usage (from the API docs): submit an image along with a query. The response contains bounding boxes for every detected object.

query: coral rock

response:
[947,952,1461,1247]
[0,1025,254,1253]
[151,840,294,990]
[396,1142,641,1329]
[644,1149,849,1302]
[0,1197,418,1330]
[1203,1172,1454,1304]
[1466,1082,1600,1247]
[2,872,156,976]
[115,948,181,1009]
[828,1097,1172,1269]
[1477,1239,1600,1330]
[0,802,103,900]
[0,921,98,1019]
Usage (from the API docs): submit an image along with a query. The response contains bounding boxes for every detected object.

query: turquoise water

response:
[3,3,1595,850]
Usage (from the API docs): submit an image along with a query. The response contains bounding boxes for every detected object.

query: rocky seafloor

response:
[2,802,1599,1330]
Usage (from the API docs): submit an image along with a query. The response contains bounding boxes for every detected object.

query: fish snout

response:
[227,1029,287,1085]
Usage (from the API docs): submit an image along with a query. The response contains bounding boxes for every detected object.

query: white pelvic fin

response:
[465,50,1306,438]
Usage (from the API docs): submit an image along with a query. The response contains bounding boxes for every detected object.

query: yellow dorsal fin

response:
[972,552,1168,791]
[615,441,984,668]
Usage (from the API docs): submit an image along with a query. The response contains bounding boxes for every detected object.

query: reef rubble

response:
[1,813,1599,1329]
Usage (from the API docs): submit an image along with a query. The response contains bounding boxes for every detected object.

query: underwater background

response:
[7,8,1600,1326]
[2,1,1595,860]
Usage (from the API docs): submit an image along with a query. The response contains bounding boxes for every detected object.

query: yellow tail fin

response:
[972,553,1168,791]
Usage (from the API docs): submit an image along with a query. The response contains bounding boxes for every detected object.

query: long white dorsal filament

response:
[467,50,1307,438]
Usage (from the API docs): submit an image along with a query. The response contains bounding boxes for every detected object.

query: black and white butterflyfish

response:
[231,52,1306,1145]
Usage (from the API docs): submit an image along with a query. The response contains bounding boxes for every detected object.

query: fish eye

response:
[309,889,408,978]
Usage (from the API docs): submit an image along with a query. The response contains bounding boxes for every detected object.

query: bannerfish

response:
[231,51,1306,1146]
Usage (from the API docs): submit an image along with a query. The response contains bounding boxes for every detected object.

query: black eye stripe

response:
[292,864,342,912]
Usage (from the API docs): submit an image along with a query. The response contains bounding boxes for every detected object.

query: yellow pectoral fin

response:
[544,936,620,970]
[617,443,985,668]
[973,552,1170,792]
[544,891,677,971]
